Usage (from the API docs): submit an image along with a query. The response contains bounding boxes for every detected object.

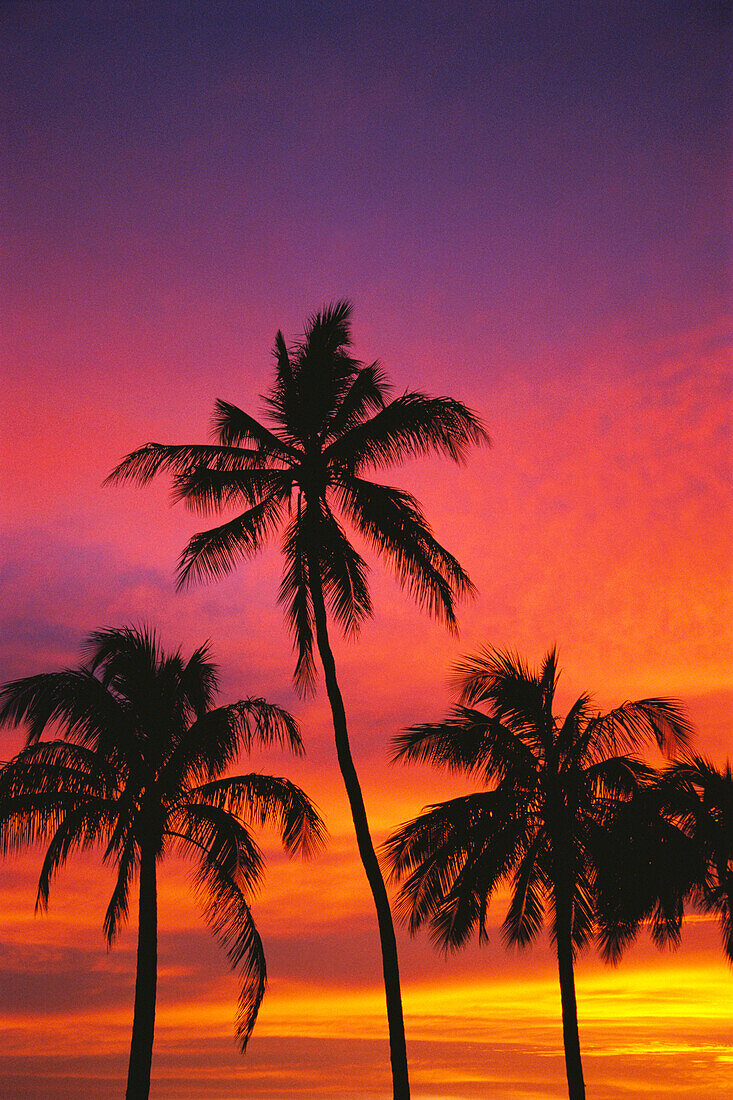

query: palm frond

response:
[178,640,220,719]
[166,699,302,794]
[582,699,693,760]
[177,493,284,588]
[172,466,289,516]
[35,803,115,911]
[453,647,551,751]
[556,693,595,762]
[392,705,538,784]
[583,755,656,800]
[102,836,137,945]
[106,441,263,485]
[322,361,390,443]
[385,790,527,945]
[86,622,161,674]
[0,667,126,748]
[189,773,327,858]
[192,843,268,1049]
[569,868,597,952]
[213,400,299,461]
[315,504,372,635]
[326,392,489,472]
[338,476,473,629]
[278,514,316,692]
[172,801,265,889]
[503,836,548,947]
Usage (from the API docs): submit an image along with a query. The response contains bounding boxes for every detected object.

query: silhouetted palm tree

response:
[107,301,488,1097]
[384,646,692,1100]
[661,756,732,961]
[0,626,325,1100]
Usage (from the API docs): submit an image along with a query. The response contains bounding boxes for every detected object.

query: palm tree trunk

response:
[307,557,411,1099]
[126,845,158,1100]
[554,882,586,1100]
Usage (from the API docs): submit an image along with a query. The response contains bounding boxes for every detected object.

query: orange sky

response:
[1,2,730,1097]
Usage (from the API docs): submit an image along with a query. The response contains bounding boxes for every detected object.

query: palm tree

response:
[592,756,732,969]
[0,626,325,1100]
[660,756,732,962]
[383,646,692,1100]
[107,300,488,1097]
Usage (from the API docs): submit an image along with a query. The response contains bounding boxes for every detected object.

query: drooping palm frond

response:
[103,836,138,945]
[190,773,327,858]
[337,476,472,628]
[171,466,287,516]
[278,513,316,691]
[191,842,268,1050]
[385,789,525,943]
[35,801,117,911]
[171,801,265,889]
[567,872,597,954]
[314,503,372,634]
[176,493,285,588]
[0,740,117,797]
[0,739,116,853]
[503,835,549,947]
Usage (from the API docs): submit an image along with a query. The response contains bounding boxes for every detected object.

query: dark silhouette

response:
[662,756,732,961]
[383,645,692,1100]
[592,755,732,969]
[107,300,488,1098]
[0,626,325,1100]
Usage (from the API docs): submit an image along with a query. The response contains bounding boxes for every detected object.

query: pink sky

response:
[1,2,730,1096]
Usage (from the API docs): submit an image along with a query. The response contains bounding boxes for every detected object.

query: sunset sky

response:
[1,1,731,1097]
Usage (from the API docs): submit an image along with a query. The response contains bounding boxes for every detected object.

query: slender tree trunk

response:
[554,882,586,1100]
[307,557,411,1099]
[126,845,158,1100]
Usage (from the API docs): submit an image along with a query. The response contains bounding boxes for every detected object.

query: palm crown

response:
[660,756,733,961]
[0,626,325,1048]
[108,301,488,688]
[384,646,693,1100]
[386,646,692,953]
[108,302,488,1098]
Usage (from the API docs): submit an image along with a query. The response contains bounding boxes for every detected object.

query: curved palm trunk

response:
[307,559,411,1099]
[126,845,158,1100]
[553,881,586,1100]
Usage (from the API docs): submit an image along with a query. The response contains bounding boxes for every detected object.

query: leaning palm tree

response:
[107,300,488,1097]
[0,626,325,1100]
[384,646,692,1100]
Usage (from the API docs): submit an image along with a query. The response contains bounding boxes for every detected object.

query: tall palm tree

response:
[107,300,488,1097]
[383,646,692,1100]
[0,626,325,1100]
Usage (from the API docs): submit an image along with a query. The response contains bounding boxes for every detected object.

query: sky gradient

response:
[1,1,731,1097]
